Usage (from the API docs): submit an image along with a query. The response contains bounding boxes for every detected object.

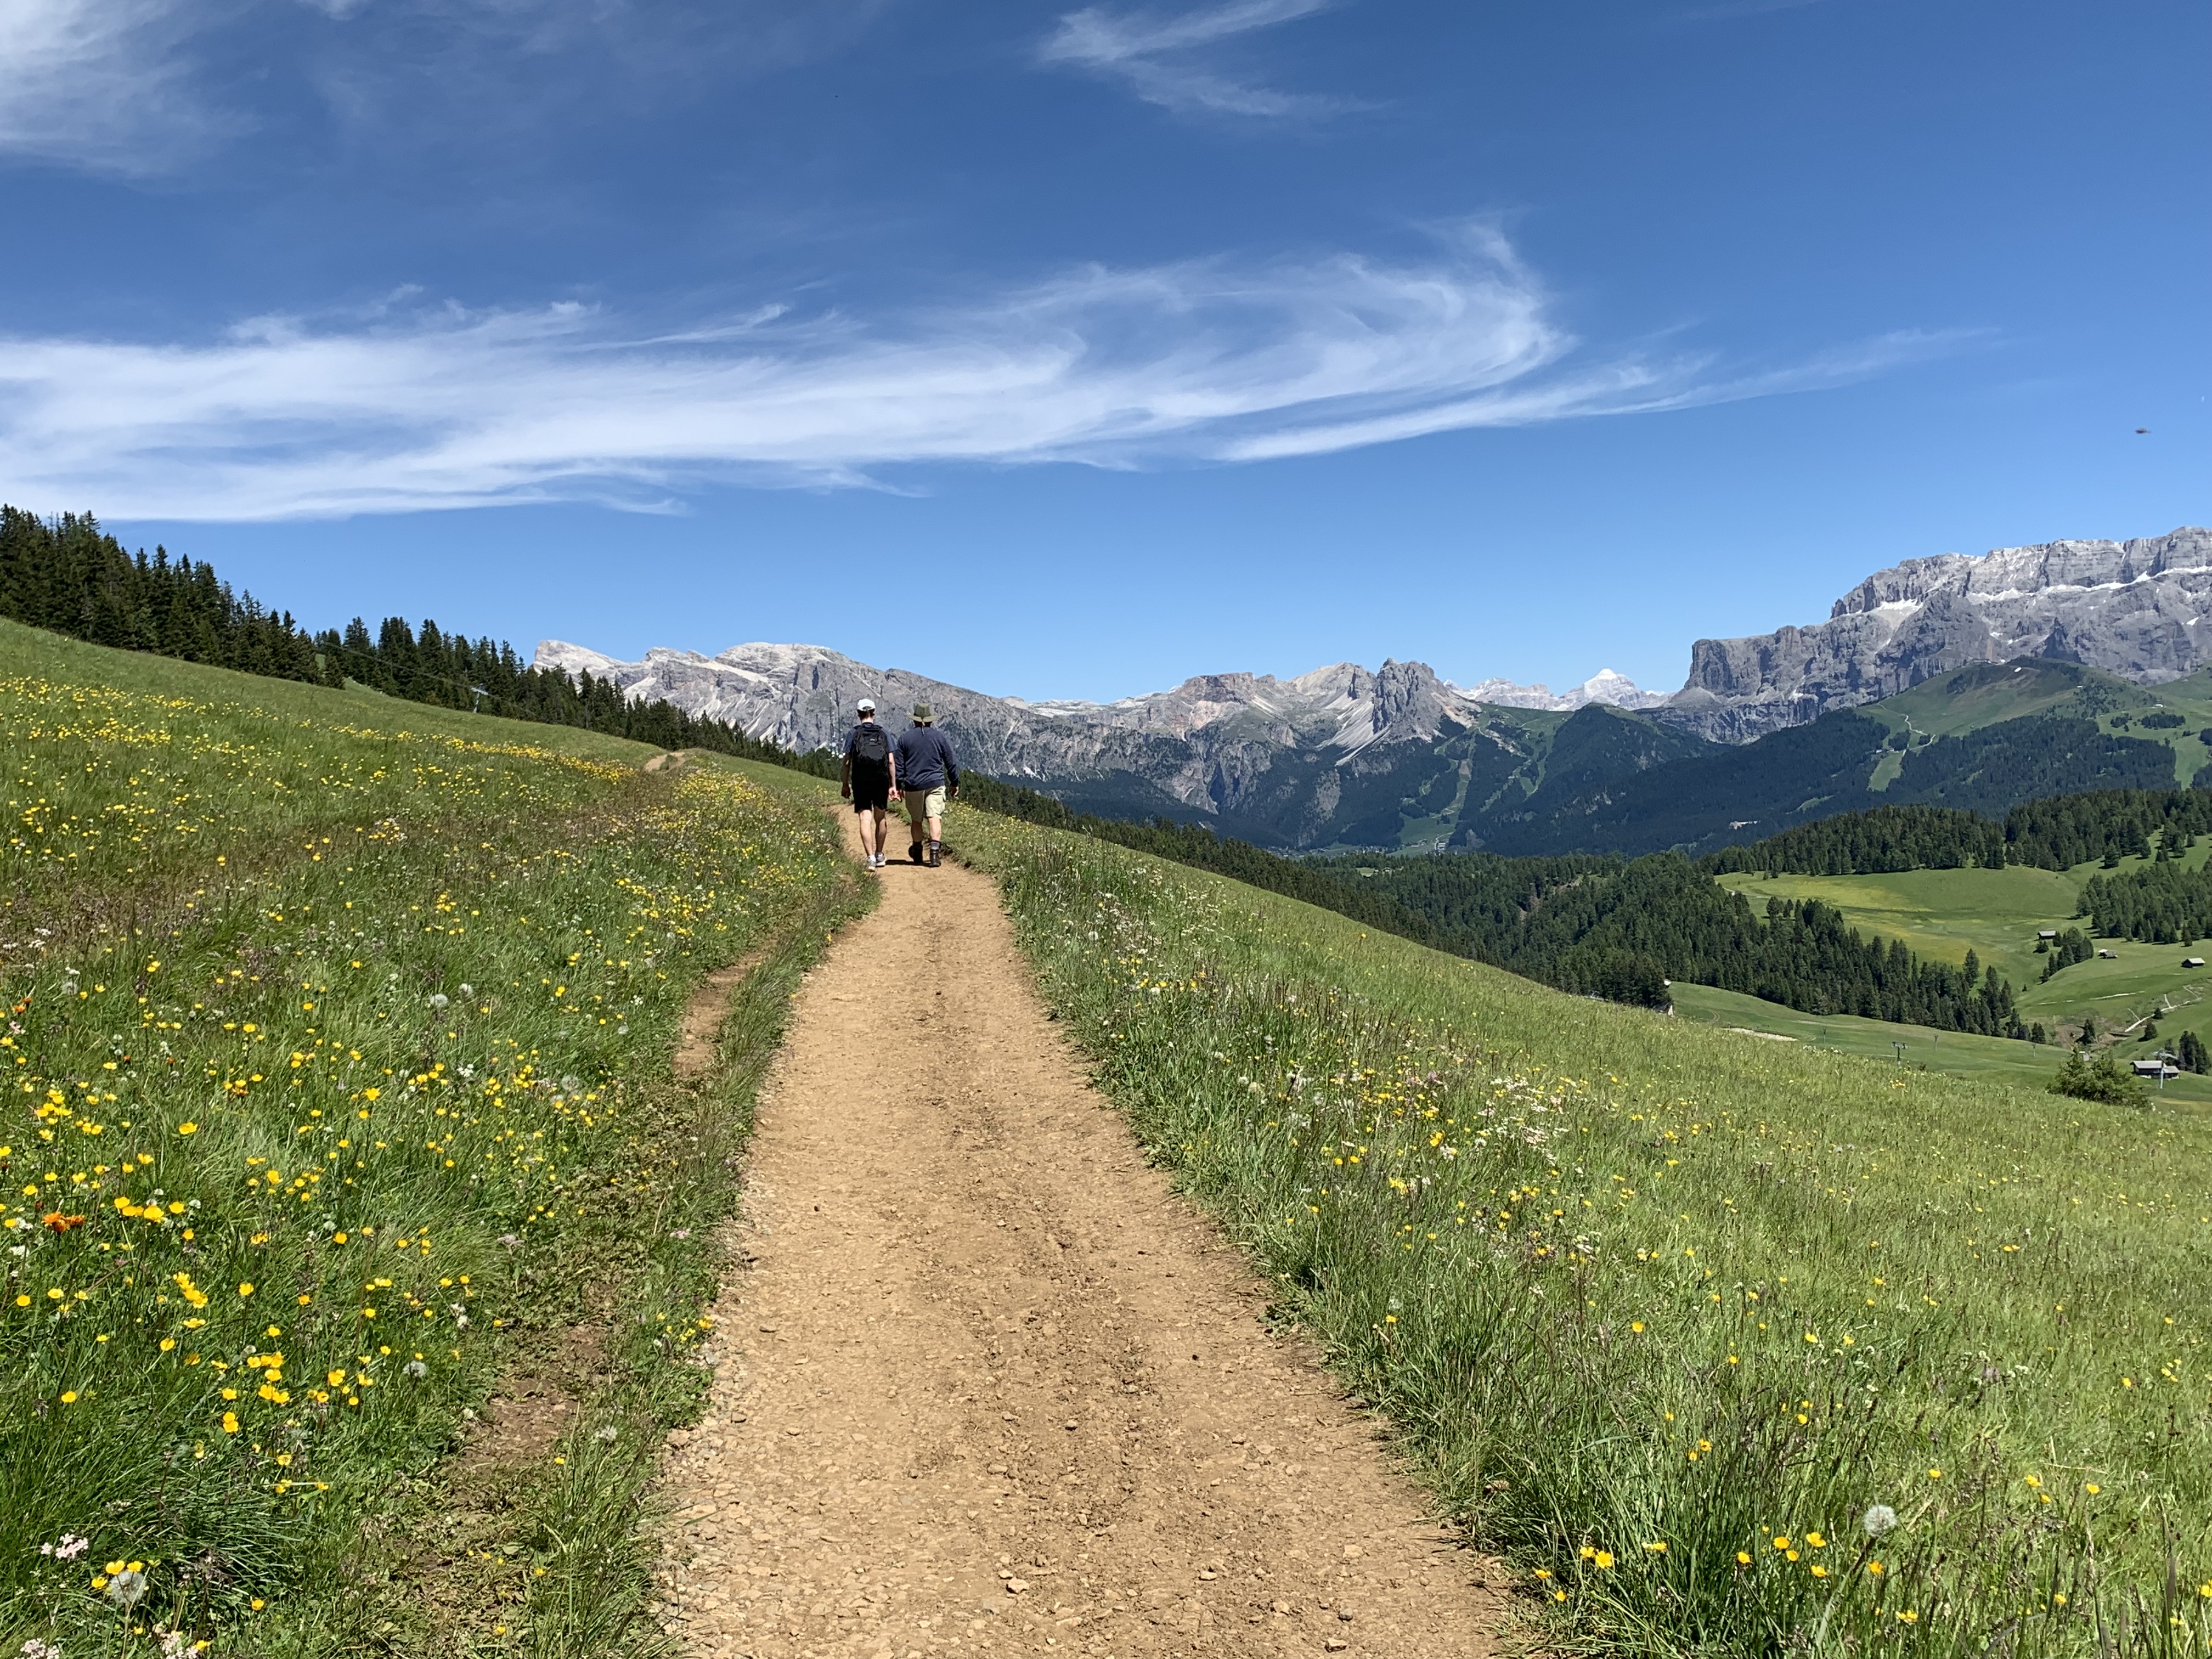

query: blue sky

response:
[1,0,2203,701]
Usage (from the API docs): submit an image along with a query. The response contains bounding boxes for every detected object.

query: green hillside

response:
[0,623,861,1655]
[957,806,2212,1655]
[1671,983,2212,1105]
[1717,842,2212,1058]
[1478,659,2212,860]
[1714,863,2086,988]
[1870,658,2212,745]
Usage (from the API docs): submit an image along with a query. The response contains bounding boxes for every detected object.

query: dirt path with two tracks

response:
[650,820,1506,1659]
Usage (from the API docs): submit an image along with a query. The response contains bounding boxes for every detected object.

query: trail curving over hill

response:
[650,823,1504,1658]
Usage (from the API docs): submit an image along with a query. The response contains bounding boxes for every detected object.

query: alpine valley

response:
[541,526,2212,855]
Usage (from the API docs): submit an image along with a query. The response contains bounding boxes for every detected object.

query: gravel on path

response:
[652,825,1505,1659]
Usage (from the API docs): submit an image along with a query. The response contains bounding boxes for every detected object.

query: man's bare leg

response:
[857,808,882,861]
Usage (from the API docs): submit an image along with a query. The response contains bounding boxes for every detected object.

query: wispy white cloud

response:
[1039,0,1345,117]
[0,0,239,172]
[0,0,894,173]
[1223,327,1973,459]
[0,229,1957,520]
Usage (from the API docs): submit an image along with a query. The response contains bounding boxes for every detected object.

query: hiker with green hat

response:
[892,702,959,867]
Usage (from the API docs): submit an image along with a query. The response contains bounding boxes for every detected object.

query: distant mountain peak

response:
[1669,527,2212,742]
[1455,667,1669,712]
[527,635,1673,845]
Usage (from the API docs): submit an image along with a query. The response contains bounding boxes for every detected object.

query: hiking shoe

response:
[909,844,926,865]
[927,842,941,868]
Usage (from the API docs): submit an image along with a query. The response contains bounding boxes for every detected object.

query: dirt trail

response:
[652,821,1505,1658]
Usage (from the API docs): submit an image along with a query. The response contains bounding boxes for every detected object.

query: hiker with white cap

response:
[893,702,960,866]
[840,697,898,869]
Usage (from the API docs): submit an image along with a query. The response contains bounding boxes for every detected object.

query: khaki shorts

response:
[904,786,946,823]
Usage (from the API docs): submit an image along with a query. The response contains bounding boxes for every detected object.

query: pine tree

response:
[2049,1046,2146,1105]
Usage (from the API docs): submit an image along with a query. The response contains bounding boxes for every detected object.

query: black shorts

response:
[850,768,890,812]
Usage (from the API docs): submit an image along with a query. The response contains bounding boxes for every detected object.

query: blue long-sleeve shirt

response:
[894,726,959,790]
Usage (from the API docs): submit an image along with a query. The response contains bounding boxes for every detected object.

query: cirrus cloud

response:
[1039,0,1347,117]
[0,228,1958,521]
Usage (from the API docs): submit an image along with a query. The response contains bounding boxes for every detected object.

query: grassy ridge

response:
[954,807,2212,1655]
[0,626,862,1656]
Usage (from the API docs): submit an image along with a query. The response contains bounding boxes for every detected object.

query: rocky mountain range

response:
[1667,526,2212,740]
[534,637,1654,839]
[541,524,2211,850]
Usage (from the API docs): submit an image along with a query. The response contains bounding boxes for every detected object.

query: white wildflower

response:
[427,993,449,1011]
[1863,1503,1899,1536]
[104,1568,149,1609]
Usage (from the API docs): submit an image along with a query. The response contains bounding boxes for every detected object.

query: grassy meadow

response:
[1718,850,2212,1073]
[1669,984,2212,1110]
[956,808,2212,1656]
[0,623,863,1656]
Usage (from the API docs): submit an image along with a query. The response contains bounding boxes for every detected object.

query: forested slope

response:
[0,505,834,777]
[961,776,2028,1034]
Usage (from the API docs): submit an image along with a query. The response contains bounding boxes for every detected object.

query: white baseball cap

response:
[856,697,876,712]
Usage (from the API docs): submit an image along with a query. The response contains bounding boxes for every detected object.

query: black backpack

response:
[849,723,891,766]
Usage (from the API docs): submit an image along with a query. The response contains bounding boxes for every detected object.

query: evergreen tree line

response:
[2039,926,2095,979]
[1705,788,2212,877]
[1347,851,2025,1034]
[956,775,1454,945]
[960,777,2023,1034]
[2075,861,2212,943]
[0,506,326,683]
[1701,804,2007,875]
[0,507,836,780]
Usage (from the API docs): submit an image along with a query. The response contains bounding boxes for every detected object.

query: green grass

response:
[1713,866,2083,989]
[1713,856,2212,1060]
[956,807,2212,1657]
[1863,662,2140,742]
[1669,984,2212,1109]
[0,629,863,1656]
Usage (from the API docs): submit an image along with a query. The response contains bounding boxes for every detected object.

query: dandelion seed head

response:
[1863,1504,1898,1536]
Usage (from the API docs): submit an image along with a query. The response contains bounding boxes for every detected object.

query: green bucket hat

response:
[911,703,933,721]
